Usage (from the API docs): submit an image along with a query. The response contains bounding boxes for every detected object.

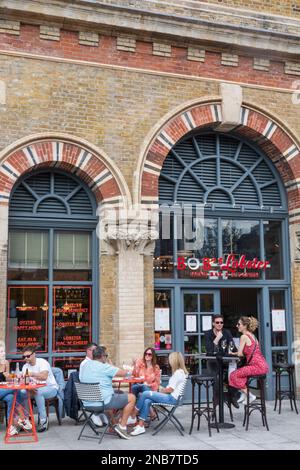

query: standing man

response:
[204,314,239,408]
[21,346,58,432]
[79,346,136,439]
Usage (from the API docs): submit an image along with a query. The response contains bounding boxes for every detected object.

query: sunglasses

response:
[22,353,33,359]
[215,321,224,324]
[145,352,153,356]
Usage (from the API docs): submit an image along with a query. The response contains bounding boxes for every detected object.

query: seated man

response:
[79,346,136,440]
[79,342,98,374]
[21,346,58,432]
[204,314,239,408]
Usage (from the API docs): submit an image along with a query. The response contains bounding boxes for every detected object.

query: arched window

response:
[159,133,286,210]
[155,133,288,281]
[7,169,98,377]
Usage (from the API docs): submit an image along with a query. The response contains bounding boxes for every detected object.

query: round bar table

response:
[198,354,240,429]
[0,382,45,444]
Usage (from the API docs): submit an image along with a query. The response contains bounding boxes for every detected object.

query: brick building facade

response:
[0,0,300,394]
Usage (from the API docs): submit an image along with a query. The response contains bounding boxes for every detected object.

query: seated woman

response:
[229,316,269,404]
[0,342,26,436]
[132,347,161,397]
[130,351,188,436]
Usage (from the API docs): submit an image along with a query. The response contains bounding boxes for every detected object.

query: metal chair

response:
[151,378,188,436]
[74,382,114,444]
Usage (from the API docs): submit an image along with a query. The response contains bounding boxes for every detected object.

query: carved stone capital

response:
[100,221,158,255]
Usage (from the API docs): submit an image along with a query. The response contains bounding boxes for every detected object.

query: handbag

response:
[238,338,257,368]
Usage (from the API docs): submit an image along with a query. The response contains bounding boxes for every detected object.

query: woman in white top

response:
[130,351,187,436]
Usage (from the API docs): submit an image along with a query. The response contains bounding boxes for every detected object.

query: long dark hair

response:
[143,347,157,368]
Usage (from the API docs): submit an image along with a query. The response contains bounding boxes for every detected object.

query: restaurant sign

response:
[177,254,270,279]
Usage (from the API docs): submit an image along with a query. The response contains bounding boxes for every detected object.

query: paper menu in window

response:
[186,315,197,332]
[154,308,170,331]
[202,315,212,332]
[271,309,286,332]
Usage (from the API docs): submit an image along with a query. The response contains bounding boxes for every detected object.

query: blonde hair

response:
[240,316,259,333]
[168,352,188,375]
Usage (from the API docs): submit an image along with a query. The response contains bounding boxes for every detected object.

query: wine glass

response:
[221,339,227,355]
[229,341,235,354]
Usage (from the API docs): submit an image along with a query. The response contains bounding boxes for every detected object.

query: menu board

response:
[53,287,92,352]
[7,286,48,353]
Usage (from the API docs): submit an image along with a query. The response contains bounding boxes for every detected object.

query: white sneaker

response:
[17,418,32,431]
[130,424,146,436]
[100,413,109,425]
[237,392,246,403]
[8,425,19,437]
[127,416,137,425]
[241,393,257,405]
[91,414,103,427]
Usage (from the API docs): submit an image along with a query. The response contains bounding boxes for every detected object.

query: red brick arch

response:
[140,102,300,224]
[0,138,129,208]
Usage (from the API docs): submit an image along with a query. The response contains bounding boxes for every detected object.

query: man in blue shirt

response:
[79,346,136,439]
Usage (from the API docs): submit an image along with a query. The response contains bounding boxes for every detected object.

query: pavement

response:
[0,401,299,450]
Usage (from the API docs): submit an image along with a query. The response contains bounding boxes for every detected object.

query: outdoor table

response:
[112,376,144,393]
[0,382,45,444]
[198,354,240,429]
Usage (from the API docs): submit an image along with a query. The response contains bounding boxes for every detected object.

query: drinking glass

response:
[221,339,227,355]
[229,341,235,353]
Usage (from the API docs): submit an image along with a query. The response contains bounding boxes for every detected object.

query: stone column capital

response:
[100,221,158,255]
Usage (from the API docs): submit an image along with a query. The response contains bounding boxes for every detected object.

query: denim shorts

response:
[104,393,129,410]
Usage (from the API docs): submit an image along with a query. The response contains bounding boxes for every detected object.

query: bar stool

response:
[189,375,219,437]
[273,363,298,414]
[243,374,269,431]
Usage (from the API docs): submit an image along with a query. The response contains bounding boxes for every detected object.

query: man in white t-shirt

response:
[21,346,58,432]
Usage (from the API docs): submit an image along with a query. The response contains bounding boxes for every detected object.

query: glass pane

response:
[270,291,287,347]
[156,355,172,376]
[53,287,92,352]
[222,220,260,258]
[184,335,199,354]
[154,290,172,351]
[184,294,198,312]
[154,214,174,278]
[264,221,283,279]
[54,232,91,269]
[200,294,214,312]
[52,356,84,380]
[185,356,199,376]
[6,287,48,353]
[53,270,92,282]
[178,218,217,280]
[8,231,49,280]
[272,350,288,364]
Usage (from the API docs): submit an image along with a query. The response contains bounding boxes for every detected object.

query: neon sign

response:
[177,254,271,279]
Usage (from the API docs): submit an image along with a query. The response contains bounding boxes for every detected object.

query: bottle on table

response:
[24,368,30,386]
[15,362,21,383]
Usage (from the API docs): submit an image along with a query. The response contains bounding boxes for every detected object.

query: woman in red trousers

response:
[229,316,269,405]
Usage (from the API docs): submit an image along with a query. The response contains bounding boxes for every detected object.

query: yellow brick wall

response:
[188,0,299,18]
[99,254,117,361]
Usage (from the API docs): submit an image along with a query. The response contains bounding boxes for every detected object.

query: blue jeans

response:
[136,391,177,422]
[0,389,14,417]
[21,386,58,422]
[131,384,150,397]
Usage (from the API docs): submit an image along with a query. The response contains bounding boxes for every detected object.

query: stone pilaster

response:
[100,215,157,366]
[0,205,9,343]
